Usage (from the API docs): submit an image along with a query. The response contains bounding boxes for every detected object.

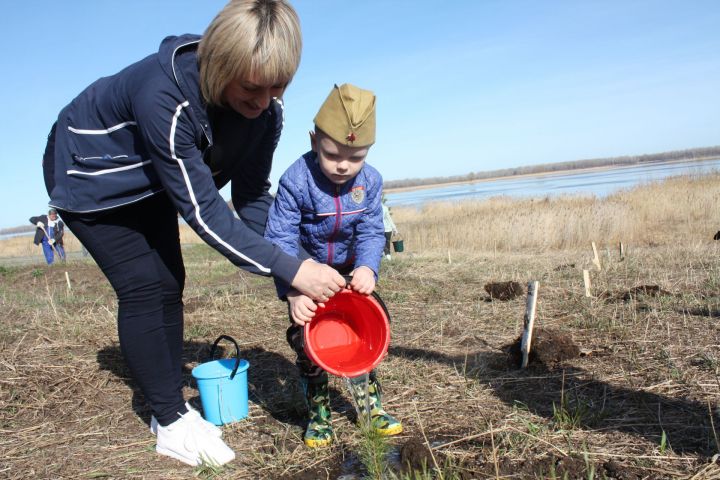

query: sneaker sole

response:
[156,446,200,466]
[157,445,235,467]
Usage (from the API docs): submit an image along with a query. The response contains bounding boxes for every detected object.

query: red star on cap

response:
[346,132,356,142]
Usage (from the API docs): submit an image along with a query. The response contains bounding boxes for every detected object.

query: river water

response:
[385,158,720,207]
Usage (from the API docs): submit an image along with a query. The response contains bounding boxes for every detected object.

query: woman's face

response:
[222,74,286,118]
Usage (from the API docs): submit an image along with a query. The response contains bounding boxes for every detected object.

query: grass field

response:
[1,174,719,479]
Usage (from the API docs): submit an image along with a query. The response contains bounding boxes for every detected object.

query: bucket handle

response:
[342,275,391,323]
[209,335,241,380]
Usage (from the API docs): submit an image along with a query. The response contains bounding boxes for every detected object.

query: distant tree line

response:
[0,225,35,236]
[383,145,720,190]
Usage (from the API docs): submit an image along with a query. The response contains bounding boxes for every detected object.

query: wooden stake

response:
[521,281,539,368]
[583,269,592,297]
[447,250,452,264]
[591,242,601,270]
[65,271,72,294]
[619,242,625,261]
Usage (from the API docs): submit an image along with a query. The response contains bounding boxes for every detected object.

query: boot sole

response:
[376,423,403,436]
[304,437,333,448]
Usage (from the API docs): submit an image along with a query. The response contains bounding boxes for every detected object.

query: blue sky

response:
[1,0,718,229]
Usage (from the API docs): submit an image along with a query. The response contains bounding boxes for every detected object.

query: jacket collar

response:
[158,34,212,145]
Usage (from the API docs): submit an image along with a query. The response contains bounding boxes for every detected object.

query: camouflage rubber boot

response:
[349,375,403,436]
[302,377,333,448]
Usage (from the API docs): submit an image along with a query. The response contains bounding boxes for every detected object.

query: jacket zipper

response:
[327,185,342,265]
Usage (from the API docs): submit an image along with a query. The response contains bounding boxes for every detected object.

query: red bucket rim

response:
[304,289,390,377]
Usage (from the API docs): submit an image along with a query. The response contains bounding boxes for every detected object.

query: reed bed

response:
[0,232,85,258]
[390,173,720,253]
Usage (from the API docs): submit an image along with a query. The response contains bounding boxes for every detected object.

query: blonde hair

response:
[198,0,302,105]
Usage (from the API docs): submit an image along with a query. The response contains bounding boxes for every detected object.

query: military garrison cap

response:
[314,83,376,147]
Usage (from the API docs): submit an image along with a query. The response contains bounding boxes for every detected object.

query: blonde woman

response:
[41,0,345,467]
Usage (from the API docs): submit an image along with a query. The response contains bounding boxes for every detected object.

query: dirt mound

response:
[400,438,434,474]
[600,284,673,302]
[484,281,524,301]
[622,284,671,299]
[505,328,580,368]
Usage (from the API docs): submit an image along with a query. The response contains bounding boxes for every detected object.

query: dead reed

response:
[390,173,720,253]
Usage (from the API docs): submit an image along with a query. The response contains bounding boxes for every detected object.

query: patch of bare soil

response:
[474,454,650,479]
[484,281,524,301]
[5,261,109,297]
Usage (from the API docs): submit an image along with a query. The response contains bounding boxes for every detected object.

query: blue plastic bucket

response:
[192,335,250,426]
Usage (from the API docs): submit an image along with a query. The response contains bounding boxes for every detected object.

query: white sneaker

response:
[156,409,235,466]
[150,402,222,437]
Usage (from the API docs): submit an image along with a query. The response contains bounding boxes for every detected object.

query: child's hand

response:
[349,266,376,295]
[287,290,320,326]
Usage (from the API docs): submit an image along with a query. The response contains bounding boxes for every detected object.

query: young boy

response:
[265,83,402,448]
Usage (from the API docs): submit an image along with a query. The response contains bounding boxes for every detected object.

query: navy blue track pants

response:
[44,123,188,426]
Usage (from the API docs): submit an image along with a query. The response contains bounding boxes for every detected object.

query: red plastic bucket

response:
[304,289,391,378]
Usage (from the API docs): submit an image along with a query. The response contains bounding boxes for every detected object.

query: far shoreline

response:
[383,156,720,194]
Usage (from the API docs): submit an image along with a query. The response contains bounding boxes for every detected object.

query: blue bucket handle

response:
[209,335,241,380]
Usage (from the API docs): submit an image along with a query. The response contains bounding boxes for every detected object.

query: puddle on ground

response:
[337,445,401,479]
[337,439,440,479]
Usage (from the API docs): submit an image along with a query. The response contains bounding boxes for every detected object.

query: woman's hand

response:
[287,290,320,326]
[349,266,375,295]
[290,259,346,302]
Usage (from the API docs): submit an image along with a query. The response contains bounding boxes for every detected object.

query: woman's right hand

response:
[290,259,346,302]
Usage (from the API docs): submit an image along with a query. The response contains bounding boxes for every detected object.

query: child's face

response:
[222,72,287,119]
[311,130,369,185]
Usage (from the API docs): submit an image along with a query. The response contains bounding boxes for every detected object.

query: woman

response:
[42,0,345,467]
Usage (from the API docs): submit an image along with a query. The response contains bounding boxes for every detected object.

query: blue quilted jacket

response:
[265,152,385,295]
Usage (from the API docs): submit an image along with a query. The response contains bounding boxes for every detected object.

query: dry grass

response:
[0,226,196,259]
[391,173,720,252]
[1,175,720,479]
[0,233,85,258]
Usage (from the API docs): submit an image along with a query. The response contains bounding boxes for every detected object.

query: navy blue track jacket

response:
[45,34,301,285]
